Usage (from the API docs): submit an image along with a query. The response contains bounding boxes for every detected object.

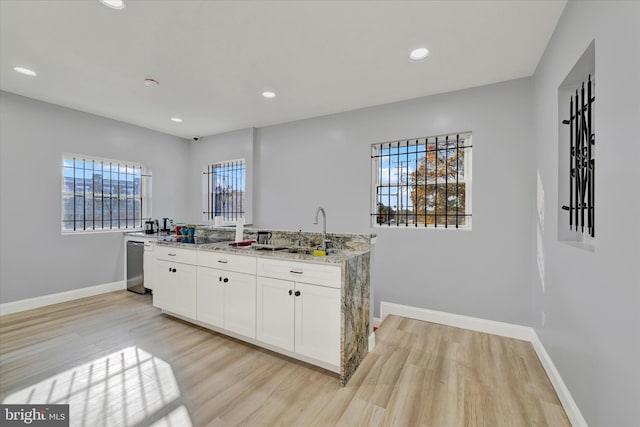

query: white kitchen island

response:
[151,230,373,386]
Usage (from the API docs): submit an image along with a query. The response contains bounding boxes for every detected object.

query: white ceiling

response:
[0,0,566,139]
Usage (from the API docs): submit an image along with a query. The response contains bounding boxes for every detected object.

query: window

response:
[557,40,595,250]
[203,159,246,223]
[62,154,150,232]
[371,132,472,228]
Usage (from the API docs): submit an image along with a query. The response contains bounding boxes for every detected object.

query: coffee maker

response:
[145,220,155,234]
[161,218,173,233]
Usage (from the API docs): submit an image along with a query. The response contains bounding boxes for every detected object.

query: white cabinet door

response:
[224,271,257,338]
[256,277,295,351]
[257,258,341,288]
[170,263,197,319]
[198,251,257,274]
[196,267,225,328]
[294,282,341,366]
[143,248,155,290]
[154,260,196,319]
[154,260,173,310]
[155,245,198,264]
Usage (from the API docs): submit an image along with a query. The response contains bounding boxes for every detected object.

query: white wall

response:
[0,91,190,303]
[532,2,640,425]
[185,128,255,225]
[254,77,536,325]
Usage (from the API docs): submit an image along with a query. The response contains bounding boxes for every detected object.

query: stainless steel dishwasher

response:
[127,241,147,294]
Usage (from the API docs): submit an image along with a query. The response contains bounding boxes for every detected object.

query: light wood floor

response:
[0,291,569,427]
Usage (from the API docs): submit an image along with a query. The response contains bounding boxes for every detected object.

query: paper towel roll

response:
[235,218,245,242]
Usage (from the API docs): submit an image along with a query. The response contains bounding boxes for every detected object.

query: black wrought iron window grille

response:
[203,159,246,222]
[62,155,149,232]
[561,75,595,238]
[371,132,472,228]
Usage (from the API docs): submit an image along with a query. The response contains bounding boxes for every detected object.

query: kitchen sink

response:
[282,246,340,256]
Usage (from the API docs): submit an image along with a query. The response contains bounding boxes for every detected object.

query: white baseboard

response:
[368,331,376,352]
[530,332,588,427]
[379,301,586,427]
[373,317,381,328]
[0,281,126,316]
[380,301,533,341]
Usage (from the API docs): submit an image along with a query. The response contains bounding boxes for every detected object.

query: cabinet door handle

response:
[172,268,177,273]
[169,267,172,272]
[289,270,303,274]
[168,253,176,257]
[219,277,222,282]
[288,289,293,295]
[223,278,229,283]
[295,291,301,296]
[217,260,228,264]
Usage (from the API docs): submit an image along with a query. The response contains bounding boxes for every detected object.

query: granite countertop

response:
[155,239,366,265]
[126,231,154,238]
[125,231,175,239]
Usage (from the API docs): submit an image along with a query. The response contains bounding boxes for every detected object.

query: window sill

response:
[372,224,471,231]
[61,228,144,236]
[559,239,595,253]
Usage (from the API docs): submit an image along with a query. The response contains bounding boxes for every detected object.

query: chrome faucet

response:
[313,206,327,251]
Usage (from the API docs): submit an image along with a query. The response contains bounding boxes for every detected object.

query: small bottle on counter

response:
[235,218,245,242]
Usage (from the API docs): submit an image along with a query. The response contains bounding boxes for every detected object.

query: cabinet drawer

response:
[198,251,256,274]
[155,245,197,264]
[257,258,341,288]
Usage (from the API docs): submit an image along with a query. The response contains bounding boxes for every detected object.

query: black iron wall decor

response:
[562,75,595,238]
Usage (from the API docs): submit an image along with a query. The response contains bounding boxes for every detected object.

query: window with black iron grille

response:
[561,76,595,238]
[371,132,472,228]
[203,159,246,222]
[62,154,150,232]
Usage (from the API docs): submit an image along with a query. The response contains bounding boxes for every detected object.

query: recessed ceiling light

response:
[98,0,125,10]
[143,77,159,88]
[262,91,276,99]
[409,47,429,60]
[13,66,37,77]
[171,117,183,123]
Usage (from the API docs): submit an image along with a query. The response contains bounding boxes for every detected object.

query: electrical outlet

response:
[541,311,546,328]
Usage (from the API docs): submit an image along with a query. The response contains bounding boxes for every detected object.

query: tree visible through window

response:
[371,133,472,228]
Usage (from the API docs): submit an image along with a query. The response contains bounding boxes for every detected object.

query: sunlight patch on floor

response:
[149,405,193,427]
[2,346,188,427]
